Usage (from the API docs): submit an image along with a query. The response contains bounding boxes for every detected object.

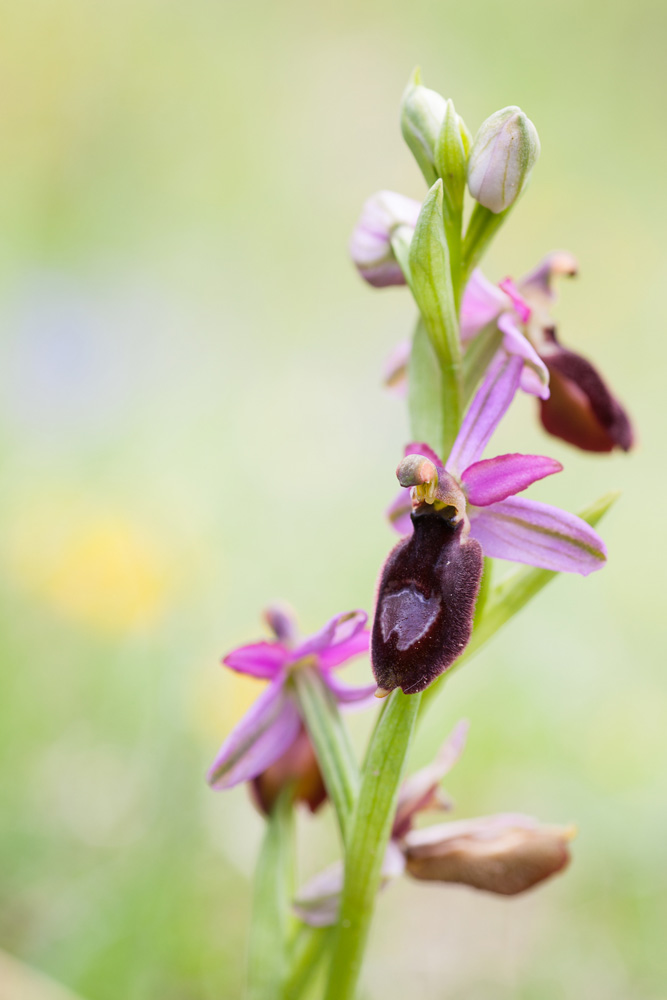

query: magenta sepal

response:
[469,496,607,575]
[208,675,301,789]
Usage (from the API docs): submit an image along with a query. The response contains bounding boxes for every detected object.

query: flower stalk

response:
[247,789,294,1000]
[324,690,420,1000]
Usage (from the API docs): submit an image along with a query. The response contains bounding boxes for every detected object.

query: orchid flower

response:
[385,252,634,451]
[374,355,607,695]
[207,605,374,791]
[294,721,573,925]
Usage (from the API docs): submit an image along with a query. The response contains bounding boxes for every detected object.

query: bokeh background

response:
[1,1,665,997]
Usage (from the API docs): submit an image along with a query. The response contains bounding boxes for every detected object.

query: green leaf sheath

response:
[290,665,360,843]
[420,492,620,718]
[247,791,294,1000]
[324,690,421,1000]
[409,180,462,457]
[408,317,444,448]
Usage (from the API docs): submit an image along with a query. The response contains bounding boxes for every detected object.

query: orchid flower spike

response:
[376,355,607,695]
[462,254,634,452]
[207,605,374,793]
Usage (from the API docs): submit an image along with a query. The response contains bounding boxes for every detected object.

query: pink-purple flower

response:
[373,356,607,694]
[208,606,374,791]
[384,252,634,451]
[462,255,634,451]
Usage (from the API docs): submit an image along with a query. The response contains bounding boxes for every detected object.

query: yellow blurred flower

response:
[7,501,172,632]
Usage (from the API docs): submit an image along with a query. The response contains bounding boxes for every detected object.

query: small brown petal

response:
[250,727,326,816]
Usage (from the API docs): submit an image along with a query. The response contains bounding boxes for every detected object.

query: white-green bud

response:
[467,106,540,214]
[400,72,447,187]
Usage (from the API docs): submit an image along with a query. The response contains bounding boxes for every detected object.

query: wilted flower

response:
[404,815,574,894]
[294,720,468,926]
[463,254,634,452]
[208,606,374,791]
[294,722,573,923]
[467,106,540,214]
[375,356,606,695]
[349,191,421,288]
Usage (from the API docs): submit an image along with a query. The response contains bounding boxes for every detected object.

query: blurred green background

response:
[0,0,665,997]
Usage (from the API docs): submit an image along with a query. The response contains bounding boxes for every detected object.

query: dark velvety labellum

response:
[540,347,633,453]
[372,512,483,694]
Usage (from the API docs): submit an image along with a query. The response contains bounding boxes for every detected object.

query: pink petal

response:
[295,610,368,658]
[387,490,413,536]
[393,720,469,839]
[497,313,549,398]
[462,453,562,507]
[520,365,550,400]
[318,630,370,671]
[497,277,532,323]
[223,641,291,680]
[293,860,344,927]
[518,251,578,306]
[469,497,607,575]
[322,670,377,708]
[460,269,507,342]
[294,845,404,927]
[447,354,523,475]
[207,675,301,789]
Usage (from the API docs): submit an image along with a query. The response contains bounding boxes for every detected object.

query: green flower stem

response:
[324,690,421,1000]
[461,202,510,285]
[283,927,333,1000]
[419,491,619,718]
[290,665,360,843]
[247,790,294,1000]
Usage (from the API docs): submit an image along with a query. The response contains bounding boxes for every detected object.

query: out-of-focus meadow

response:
[1,1,665,997]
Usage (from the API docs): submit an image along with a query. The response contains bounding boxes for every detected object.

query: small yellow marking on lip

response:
[374,686,391,699]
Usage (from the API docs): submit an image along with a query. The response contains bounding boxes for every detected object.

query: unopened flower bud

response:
[250,726,326,817]
[349,190,421,288]
[467,107,540,213]
[404,814,574,895]
[400,72,448,187]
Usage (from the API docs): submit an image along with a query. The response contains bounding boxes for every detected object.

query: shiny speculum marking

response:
[380,589,442,651]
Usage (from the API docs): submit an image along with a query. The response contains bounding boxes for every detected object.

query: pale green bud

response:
[400,70,448,187]
[467,106,540,213]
